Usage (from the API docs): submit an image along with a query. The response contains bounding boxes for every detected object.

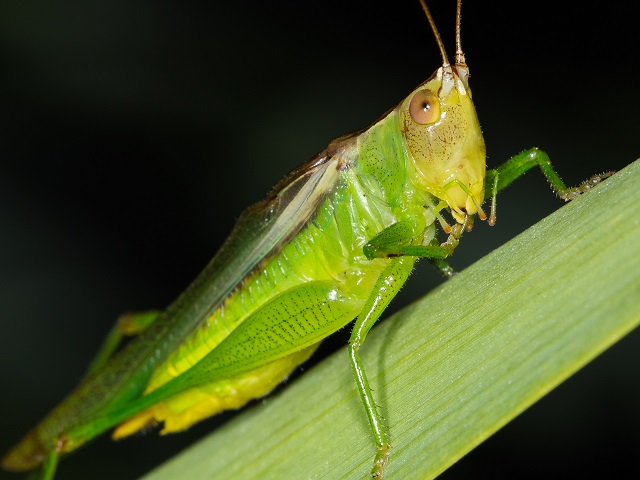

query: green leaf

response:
[142,160,640,480]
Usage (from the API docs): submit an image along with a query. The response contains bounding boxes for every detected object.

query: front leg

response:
[363,220,456,261]
[486,147,612,225]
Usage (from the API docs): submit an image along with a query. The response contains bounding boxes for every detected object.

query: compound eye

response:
[409,89,440,125]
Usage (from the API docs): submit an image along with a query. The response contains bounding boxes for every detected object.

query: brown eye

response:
[409,89,440,125]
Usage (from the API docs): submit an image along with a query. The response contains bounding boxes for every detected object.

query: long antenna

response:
[455,0,466,66]
[418,0,450,68]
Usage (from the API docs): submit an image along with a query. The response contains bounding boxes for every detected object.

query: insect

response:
[1,1,613,479]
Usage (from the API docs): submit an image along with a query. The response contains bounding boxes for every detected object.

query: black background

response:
[1,1,639,479]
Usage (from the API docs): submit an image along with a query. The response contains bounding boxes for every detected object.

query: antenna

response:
[455,0,466,66]
[418,0,450,68]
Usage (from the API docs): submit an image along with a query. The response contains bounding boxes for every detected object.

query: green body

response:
[2,2,609,477]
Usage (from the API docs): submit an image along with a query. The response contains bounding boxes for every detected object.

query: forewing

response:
[118,146,354,388]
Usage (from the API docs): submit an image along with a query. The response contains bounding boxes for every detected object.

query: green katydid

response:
[1,1,612,479]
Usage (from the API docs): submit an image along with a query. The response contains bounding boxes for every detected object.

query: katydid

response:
[1,1,611,479]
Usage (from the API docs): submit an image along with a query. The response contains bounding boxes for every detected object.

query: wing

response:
[160,148,350,347]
